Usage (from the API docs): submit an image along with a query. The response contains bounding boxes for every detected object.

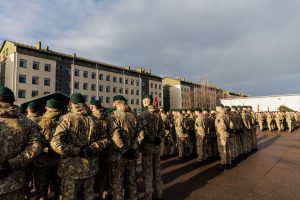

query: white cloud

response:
[1,0,300,95]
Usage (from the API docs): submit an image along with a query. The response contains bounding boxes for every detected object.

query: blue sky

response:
[1,0,300,96]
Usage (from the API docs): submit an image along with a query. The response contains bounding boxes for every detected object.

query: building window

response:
[44,91,50,95]
[159,93,161,98]
[91,95,96,101]
[83,71,88,78]
[106,97,110,103]
[125,78,128,84]
[19,74,26,83]
[113,76,117,82]
[91,84,96,91]
[83,95,88,102]
[19,59,27,68]
[131,89,134,95]
[119,88,123,94]
[106,86,110,92]
[91,72,96,79]
[155,84,157,89]
[136,99,139,105]
[159,84,161,89]
[136,90,139,95]
[66,68,71,75]
[74,82,80,89]
[32,90,38,97]
[99,96,103,103]
[32,76,39,85]
[45,64,51,72]
[125,89,128,94]
[75,69,80,76]
[99,74,103,80]
[151,83,153,88]
[44,78,50,86]
[18,89,26,98]
[119,77,123,83]
[113,87,117,93]
[65,81,70,88]
[136,80,140,86]
[131,79,134,85]
[106,75,110,82]
[131,99,134,105]
[99,85,103,91]
[159,101,162,106]
[33,61,39,70]
[83,83,88,90]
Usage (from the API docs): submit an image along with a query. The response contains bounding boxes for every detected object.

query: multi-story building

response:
[0,40,163,109]
[163,77,246,111]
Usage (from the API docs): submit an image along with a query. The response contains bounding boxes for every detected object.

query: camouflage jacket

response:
[107,103,140,160]
[138,105,165,155]
[215,110,230,137]
[195,114,209,136]
[174,113,188,138]
[183,115,195,135]
[0,103,42,195]
[242,111,252,129]
[50,103,105,179]
[34,108,62,167]
[27,112,41,124]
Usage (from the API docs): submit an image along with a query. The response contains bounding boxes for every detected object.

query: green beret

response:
[231,106,237,109]
[27,102,38,109]
[225,106,231,111]
[216,103,224,108]
[142,94,153,101]
[194,108,202,112]
[90,98,101,108]
[46,99,59,109]
[70,93,85,104]
[113,95,126,102]
[0,86,15,102]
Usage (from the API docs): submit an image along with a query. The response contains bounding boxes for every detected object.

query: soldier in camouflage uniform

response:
[275,111,285,131]
[26,101,42,199]
[174,110,189,161]
[286,112,296,132]
[195,109,209,164]
[50,93,107,200]
[257,112,266,131]
[248,107,257,151]
[207,110,218,159]
[185,111,196,157]
[241,107,252,154]
[33,99,62,200]
[138,94,164,200]
[90,99,110,200]
[266,112,276,131]
[231,106,243,159]
[161,110,173,158]
[215,104,231,170]
[0,86,42,200]
[108,95,141,200]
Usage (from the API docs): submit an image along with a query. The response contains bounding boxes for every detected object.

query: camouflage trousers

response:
[251,127,258,150]
[287,121,294,132]
[267,120,276,131]
[61,176,94,200]
[177,137,188,159]
[95,153,110,199]
[276,121,284,131]
[187,132,196,156]
[0,189,23,200]
[34,165,61,200]
[258,121,264,131]
[110,156,137,200]
[161,131,176,156]
[234,133,243,157]
[241,130,251,154]
[142,147,163,200]
[196,134,207,162]
[216,133,231,165]
[228,134,237,161]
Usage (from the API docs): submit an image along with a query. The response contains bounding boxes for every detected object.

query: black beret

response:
[0,86,15,102]
[113,95,126,102]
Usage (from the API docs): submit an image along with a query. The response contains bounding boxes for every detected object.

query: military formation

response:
[256,111,298,132]
[0,85,298,200]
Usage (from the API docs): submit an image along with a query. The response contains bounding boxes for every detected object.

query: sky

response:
[1,0,300,96]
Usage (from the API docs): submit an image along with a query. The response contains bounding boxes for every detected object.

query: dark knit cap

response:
[46,99,59,109]
[0,86,15,102]
[27,102,38,109]
[70,93,85,104]
[90,98,101,108]
[113,95,126,102]
[142,94,153,102]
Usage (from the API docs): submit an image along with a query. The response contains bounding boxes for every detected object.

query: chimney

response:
[35,41,41,50]
[45,45,49,51]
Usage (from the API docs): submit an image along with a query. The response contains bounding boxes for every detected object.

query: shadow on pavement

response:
[257,134,268,143]
[258,135,280,150]
[163,164,222,200]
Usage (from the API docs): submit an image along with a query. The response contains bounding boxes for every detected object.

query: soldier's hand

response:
[0,160,12,178]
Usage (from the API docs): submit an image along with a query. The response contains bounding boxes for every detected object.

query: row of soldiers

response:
[256,111,298,132]
[159,105,258,170]
[0,86,164,200]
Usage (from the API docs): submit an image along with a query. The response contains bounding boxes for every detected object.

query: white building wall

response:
[169,85,181,109]
[221,95,300,112]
